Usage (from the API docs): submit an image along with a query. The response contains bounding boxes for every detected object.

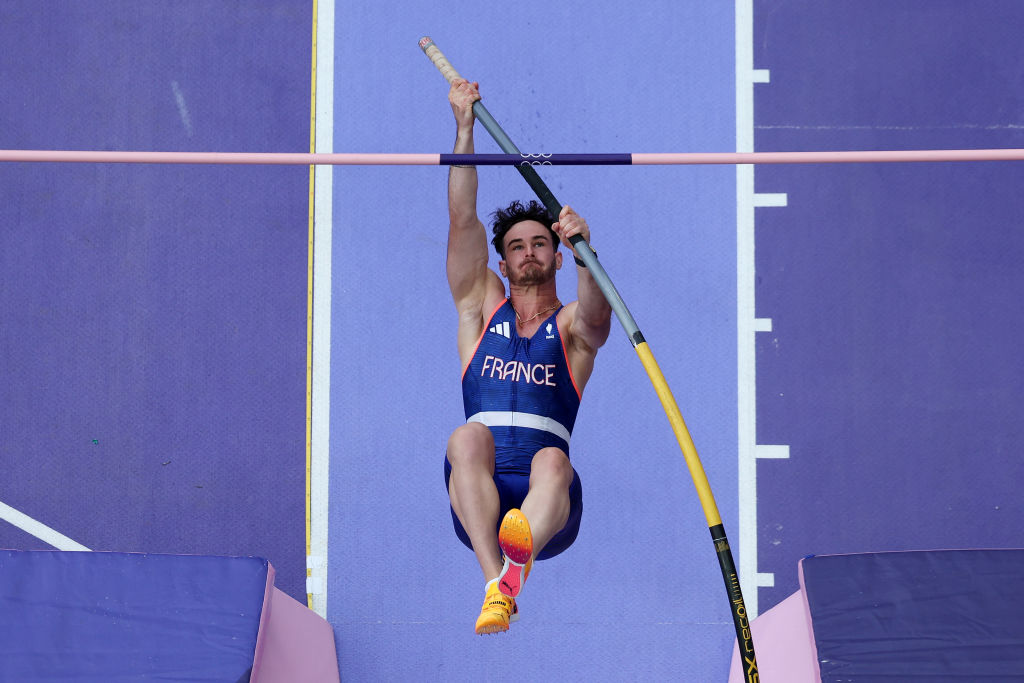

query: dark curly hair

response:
[490,199,559,258]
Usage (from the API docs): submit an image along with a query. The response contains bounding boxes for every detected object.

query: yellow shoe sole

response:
[497,509,533,598]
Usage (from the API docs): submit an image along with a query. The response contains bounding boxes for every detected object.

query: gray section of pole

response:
[470,99,646,347]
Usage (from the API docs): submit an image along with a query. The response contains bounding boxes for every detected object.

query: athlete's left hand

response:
[552,205,591,249]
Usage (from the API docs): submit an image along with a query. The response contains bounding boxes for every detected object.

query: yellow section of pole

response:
[633,342,722,528]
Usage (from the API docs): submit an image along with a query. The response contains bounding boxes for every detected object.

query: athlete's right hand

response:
[449,78,480,131]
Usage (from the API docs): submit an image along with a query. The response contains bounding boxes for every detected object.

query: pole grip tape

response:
[418,37,463,84]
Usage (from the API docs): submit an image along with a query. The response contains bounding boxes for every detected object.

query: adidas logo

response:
[489,321,511,338]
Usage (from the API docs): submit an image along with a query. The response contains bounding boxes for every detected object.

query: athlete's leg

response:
[520,447,575,559]
[446,422,503,580]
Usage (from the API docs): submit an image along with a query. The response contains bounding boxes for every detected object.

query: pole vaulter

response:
[419,36,759,679]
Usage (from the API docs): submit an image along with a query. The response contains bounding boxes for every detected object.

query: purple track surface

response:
[754,0,1024,612]
[0,3,310,601]
[3,1,1024,678]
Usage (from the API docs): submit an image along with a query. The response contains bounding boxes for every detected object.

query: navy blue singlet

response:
[462,299,582,474]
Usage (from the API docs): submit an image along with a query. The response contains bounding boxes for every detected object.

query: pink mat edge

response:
[249,560,276,679]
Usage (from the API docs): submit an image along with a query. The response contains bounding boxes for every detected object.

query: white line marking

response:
[754,318,773,332]
[0,500,91,551]
[735,0,761,619]
[309,0,335,620]
[756,572,775,587]
[755,445,791,459]
[752,69,771,83]
[753,192,788,207]
[170,80,194,137]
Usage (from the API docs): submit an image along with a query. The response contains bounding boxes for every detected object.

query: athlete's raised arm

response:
[446,79,500,314]
[553,206,612,384]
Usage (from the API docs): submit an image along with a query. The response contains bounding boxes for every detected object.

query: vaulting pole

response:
[419,37,758,680]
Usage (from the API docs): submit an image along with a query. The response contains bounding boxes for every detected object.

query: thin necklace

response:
[510,299,560,324]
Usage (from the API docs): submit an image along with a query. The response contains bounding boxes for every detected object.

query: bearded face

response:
[500,220,561,286]
[509,256,556,286]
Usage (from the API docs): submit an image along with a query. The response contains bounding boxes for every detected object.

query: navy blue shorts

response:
[443,454,583,560]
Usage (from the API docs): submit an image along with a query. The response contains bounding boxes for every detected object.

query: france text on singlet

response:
[462,299,581,474]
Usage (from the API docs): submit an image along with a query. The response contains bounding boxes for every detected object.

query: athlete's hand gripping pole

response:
[420,37,759,680]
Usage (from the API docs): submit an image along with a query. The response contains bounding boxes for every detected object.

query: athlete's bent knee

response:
[447,422,495,469]
[530,447,573,486]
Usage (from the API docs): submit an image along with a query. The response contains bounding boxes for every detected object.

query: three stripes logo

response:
[489,321,511,338]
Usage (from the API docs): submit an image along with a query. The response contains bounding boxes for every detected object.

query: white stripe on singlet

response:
[466,411,571,446]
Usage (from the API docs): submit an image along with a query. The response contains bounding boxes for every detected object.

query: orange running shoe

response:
[497,508,533,598]
[475,579,518,635]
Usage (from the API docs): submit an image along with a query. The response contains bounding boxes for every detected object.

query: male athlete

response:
[444,78,612,635]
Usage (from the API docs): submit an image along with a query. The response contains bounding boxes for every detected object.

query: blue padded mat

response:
[801,549,1024,682]
[0,550,269,682]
